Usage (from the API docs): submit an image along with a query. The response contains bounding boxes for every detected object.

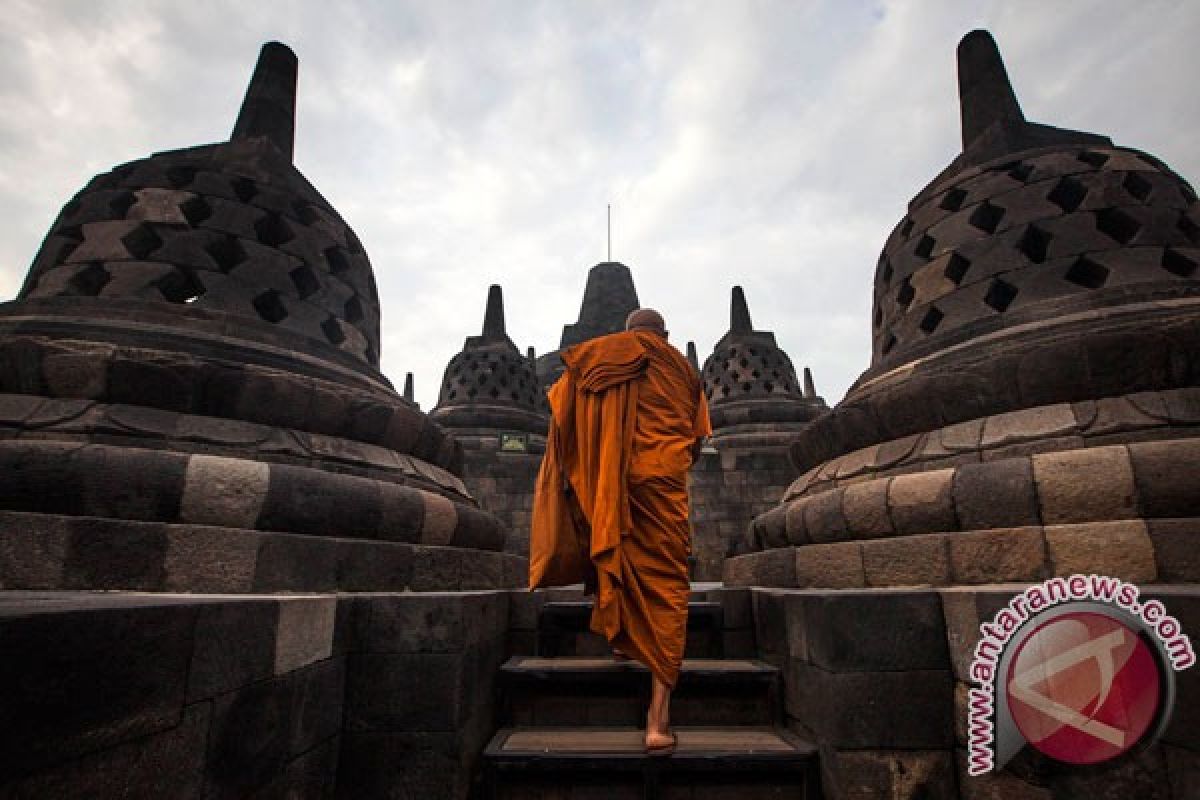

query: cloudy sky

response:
[1,0,1197,409]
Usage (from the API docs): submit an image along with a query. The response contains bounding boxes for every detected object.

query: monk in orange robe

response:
[530,308,711,753]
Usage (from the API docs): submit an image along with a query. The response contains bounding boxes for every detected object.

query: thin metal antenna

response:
[607,204,611,262]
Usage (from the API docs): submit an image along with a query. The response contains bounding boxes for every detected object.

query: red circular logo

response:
[1006,611,1161,765]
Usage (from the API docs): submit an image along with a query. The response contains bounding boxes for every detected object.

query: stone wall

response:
[1,593,346,798]
[458,432,546,557]
[339,592,511,799]
[750,585,1200,799]
[0,589,516,800]
[690,445,798,581]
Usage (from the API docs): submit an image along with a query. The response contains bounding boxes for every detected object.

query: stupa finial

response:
[482,284,506,339]
[957,30,1025,152]
[232,41,298,160]
[730,286,753,333]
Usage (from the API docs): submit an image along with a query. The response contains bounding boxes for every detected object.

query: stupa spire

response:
[686,341,700,373]
[957,30,1025,151]
[482,284,506,339]
[803,367,817,399]
[232,41,298,161]
[730,286,753,333]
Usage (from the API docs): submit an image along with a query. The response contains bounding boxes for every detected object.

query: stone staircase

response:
[482,598,818,798]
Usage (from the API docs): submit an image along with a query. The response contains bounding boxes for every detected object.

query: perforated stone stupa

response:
[0,41,516,593]
[725,30,1200,798]
[535,260,640,388]
[690,286,826,579]
[432,285,549,554]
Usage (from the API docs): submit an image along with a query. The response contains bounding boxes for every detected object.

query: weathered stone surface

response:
[2,702,210,800]
[1032,445,1137,524]
[179,454,269,528]
[1147,519,1200,582]
[1129,438,1200,518]
[803,488,849,543]
[1045,520,1157,581]
[337,731,464,800]
[343,653,468,732]
[888,469,956,534]
[802,590,950,672]
[0,512,69,589]
[723,548,796,588]
[188,600,277,701]
[64,517,168,590]
[953,458,1039,529]
[164,524,259,592]
[274,596,337,675]
[980,404,1077,449]
[253,533,339,592]
[0,602,196,774]
[794,542,865,589]
[420,491,458,546]
[409,545,464,591]
[841,478,894,539]
[826,748,957,800]
[337,539,414,591]
[862,533,950,587]
[949,527,1046,583]
[787,662,955,748]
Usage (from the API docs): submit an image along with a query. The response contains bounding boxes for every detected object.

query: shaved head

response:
[625,308,667,336]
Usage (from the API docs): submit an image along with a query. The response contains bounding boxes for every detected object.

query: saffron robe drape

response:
[529,329,711,688]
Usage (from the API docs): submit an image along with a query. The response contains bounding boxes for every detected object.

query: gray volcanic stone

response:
[953,457,1039,529]
[0,602,196,776]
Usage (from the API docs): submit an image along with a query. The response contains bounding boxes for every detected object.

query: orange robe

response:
[530,329,711,688]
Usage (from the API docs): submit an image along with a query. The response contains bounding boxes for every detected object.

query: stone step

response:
[483,726,818,799]
[501,656,780,727]
[537,601,724,658]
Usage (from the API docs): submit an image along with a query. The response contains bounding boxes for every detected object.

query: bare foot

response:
[644,728,676,754]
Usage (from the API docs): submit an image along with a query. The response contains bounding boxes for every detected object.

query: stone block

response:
[381,482,429,544]
[722,548,795,588]
[343,653,467,732]
[76,444,188,523]
[179,454,269,529]
[409,546,463,591]
[842,478,894,539]
[803,488,849,543]
[863,533,951,587]
[804,590,950,672]
[336,731,463,800]
[1129,438,1200,518]
[42,342,112,398]
[953,458,1039,530]
[752,590,789,665]
[954,750,1053,800]
[794,542,865,589]
[63,517,168,590]
[3,702,210,799]
[756,505,789,549]
[1148,519,1200,582]
[337,539,413,591]
[257,464,382,540]
[949,527,1047,584]
[0,601,196,774]
[205,673,295,798]
[939,589,983,682]
[364,593,491,654]
[825,748,957,800]
[1045,520,1157,581]
[1032,445,1137,524]
[274,597,337,675]
[979,404,1077,450]
[163,524,259,592]
[288,658,345,756]
[253,533,339,592]
[420,491,457,546]
[786,662,955,748]
[0,512,69,589]
[888,469,956,534]
[187,600,277,701]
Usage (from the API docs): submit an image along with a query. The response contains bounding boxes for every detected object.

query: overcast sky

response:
[1,0,1197,410]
